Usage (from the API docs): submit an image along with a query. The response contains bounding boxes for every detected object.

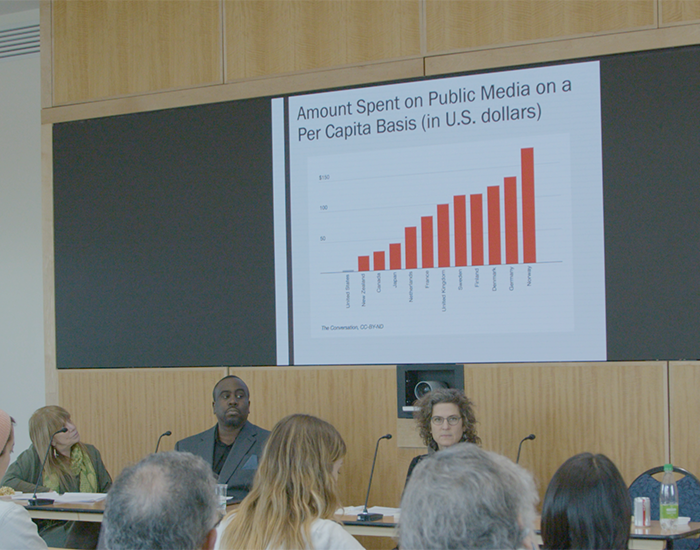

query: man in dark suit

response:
[175,375,270,501]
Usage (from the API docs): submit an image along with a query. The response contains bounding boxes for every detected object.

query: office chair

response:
[629,465,700,550]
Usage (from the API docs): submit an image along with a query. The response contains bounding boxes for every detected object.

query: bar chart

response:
[300,134,575,337]
[355,147,537,273]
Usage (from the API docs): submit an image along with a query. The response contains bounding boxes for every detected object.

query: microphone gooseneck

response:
[154,430,172,454]
[358,434,392,522]
[29,427,68,506]
[516,434,536,464]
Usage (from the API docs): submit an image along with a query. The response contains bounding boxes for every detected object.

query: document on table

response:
[12,492,106,503]
[54,493,106,503]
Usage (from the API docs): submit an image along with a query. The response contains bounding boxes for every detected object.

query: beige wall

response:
[42,3,700,547]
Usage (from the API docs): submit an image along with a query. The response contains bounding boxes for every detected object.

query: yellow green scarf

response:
[43,445,98,493]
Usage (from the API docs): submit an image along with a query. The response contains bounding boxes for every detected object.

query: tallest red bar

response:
[521,147,536,263]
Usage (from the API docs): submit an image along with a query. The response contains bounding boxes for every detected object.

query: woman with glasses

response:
[405,388,481,485]
[1,406,111,548]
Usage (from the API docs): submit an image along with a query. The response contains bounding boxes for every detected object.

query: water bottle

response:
[659,463,679,529]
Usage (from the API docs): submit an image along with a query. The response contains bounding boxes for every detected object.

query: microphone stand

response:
[516,434,536,464]
[154,430,172,453]
[29,427,68,506]
[357,434,392,522]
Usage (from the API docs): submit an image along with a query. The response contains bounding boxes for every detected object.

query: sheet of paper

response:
[54,492,107,503]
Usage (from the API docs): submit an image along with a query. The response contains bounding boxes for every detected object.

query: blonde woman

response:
[218,414,364,550]
[1,405,111,548]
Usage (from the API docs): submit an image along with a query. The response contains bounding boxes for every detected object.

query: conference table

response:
[15,499,398,537]
[14,499,700,549]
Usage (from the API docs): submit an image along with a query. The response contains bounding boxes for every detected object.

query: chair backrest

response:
[629,466,700,550]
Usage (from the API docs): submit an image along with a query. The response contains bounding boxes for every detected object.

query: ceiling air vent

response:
[0,23,39,59]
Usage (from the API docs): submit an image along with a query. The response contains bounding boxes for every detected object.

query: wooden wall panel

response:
[465,362,667,500]
[42,123,58,406]
[662,0,700,24]
[58,368,227,477]
[426,0,656,54]
[425,23,700,76]
[56,362,668,513]
[52,0,222,105]
[669,362,700,476]
[58,366,416,549]
[224,1,422,81]
[57,366,423,513]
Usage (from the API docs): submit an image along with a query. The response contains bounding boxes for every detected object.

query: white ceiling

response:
[0,0,39,17]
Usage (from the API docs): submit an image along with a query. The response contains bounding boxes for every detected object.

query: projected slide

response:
[276,61,607,365]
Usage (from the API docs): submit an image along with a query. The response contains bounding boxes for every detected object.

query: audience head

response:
[400,442,538,550]
[99,451,219,550]
[414,388,481,451]
[541,452,631,550]
[219,414,347,550]
[0,408,15,478]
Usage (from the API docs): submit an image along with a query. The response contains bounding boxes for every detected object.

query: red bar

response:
[373,251,385,271]
[470,195,484,266]
[522,147,536,263]
[454,195,467,267]
[389,243,401,270]
[421,216,434,268]
[487,186,501,265]
[437,204,450,267]
[405,227,417,269]
[358,256,370,272]
[504,176,518,264]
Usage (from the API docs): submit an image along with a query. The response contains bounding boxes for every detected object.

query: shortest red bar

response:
[358,256,370,272]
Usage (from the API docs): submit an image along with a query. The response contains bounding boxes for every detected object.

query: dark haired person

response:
[175,375,269,501]
[541,452,631,550]
[405,388,481,484]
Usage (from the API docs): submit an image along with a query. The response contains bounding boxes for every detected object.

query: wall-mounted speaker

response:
[396,365,464,419]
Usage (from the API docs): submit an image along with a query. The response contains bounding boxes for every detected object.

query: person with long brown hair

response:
[1,405,111,548]
[218,414,364,550]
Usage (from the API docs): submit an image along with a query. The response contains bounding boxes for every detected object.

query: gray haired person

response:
[400,443,539,550]
[98,451,220,550]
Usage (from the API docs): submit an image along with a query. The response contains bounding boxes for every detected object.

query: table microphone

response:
[516,434,536,464]
[358,433,392,522]
[29,427,68,506]
[154,430,172,453]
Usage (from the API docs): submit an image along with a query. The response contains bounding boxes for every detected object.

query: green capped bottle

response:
[660,463,679,529]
